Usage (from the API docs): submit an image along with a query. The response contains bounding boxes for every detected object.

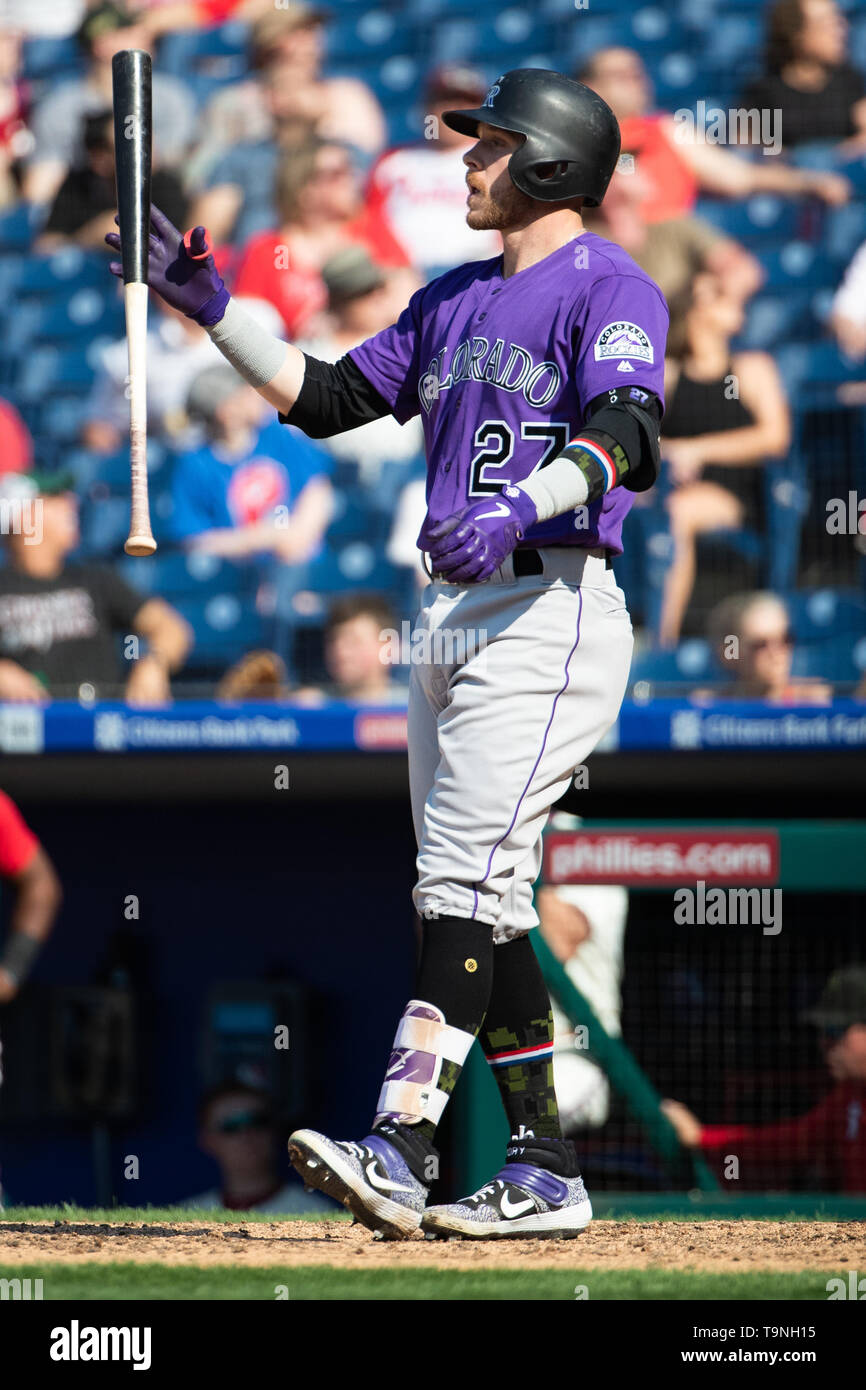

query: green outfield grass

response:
[0,1263,848,1301]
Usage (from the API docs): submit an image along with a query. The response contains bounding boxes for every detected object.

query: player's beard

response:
[466,175,534,231]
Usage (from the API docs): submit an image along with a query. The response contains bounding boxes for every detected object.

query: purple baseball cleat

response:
[288,1120,436,1240]
[421,1134,592,1240]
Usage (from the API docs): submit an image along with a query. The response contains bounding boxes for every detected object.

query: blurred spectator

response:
[190,4,386,242]
[296,245,424,487]
[740,0,866,151]
[0,25,31,209]
[231,138,410,339]
[658,272,791,646]
[537,825,628,1134]
[37,109,186,251]
[703,591,833,704]
[830,237,866,361]
[185,1081,330,1213]
[363,64,502,275]
[584,161,762,306]
[0,469,191,703]
[662,965,866,1192]
[82,297,284,455]
[0,791,62,1012]
[579,46,850,222]
[172,363,333,562]
[0,396,33,475]
[297,593,407,705]
[1,2,85,38]
[138,0,277,42]
[23,1,195,206]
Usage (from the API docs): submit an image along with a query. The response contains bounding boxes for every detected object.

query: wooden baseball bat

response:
[112,49,156,557]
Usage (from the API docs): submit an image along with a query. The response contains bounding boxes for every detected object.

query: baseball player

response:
[107,69,668,1240]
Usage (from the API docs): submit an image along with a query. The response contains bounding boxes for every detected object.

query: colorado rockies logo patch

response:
[593,321,654,364]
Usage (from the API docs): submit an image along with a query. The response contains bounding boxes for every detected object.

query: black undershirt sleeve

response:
[278,353,393,438]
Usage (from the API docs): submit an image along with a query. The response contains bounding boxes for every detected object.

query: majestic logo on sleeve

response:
[593,321,654,364]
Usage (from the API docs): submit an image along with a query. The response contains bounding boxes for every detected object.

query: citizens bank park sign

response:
[544,829,780,886]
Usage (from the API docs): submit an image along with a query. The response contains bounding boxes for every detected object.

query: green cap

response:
[801,966,866,1029]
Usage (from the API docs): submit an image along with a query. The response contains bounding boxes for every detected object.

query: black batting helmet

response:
[442,68,621,207]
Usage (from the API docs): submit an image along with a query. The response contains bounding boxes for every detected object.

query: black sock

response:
[377,914,494,1144]
[480,934,562,1141]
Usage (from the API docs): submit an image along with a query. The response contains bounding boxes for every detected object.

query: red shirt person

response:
[662,967,866,1192]
[232,137,409,338]
[0,790,62,1012]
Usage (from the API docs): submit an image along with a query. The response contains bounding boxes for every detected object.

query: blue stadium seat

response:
[172,593,265,667]
[158,21,250,98]
[119,551,260,601]
[21,35,82,83]
[792,633,866,685]
[785,588,866,641]
[3,289,124,351]
[12,248,110,297]
[765,457,809,592]
[14,344,99,401]
[77,492,130,557]
[756,241,840,290]
[776,340,860,392]
[738,288,815,350]
[693,196,803,243]
[0,203,42,252]
[629,640,713,686]
[823,202,866,264]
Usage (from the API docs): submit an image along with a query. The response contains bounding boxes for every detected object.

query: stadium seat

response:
[3,289,124,351]
[785,588,866,641]
[14,344,100,402]
[0,203,42,252]
[791,633,866,685]
[158,21,250,101]
[12,248,110,297]
[172,593,266,668]
[119,550,260,601]
[21,35,82,83]
[738,289,812,351]
[693,196,804,243]
[629,640,713,687]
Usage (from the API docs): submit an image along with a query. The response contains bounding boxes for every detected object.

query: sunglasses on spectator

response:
[213,1110,271,1134]
[744,630,794,653]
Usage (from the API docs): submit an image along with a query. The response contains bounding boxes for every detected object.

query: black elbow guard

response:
[583,388,662,493]
[279,353,391,438]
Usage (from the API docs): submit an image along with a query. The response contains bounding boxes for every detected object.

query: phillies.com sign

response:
[544,829,780,885]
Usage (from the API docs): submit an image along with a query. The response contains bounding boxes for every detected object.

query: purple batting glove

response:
[426,485,538,583]
[105,205,230,326]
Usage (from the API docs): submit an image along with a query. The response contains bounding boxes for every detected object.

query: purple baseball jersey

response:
[350,231,668,555]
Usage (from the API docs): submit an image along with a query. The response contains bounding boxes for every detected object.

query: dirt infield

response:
[0,1219,863,1272]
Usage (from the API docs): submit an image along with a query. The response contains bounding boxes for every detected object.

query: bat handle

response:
[123,280,156,556]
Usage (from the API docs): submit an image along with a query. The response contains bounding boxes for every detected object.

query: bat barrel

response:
[112,48,152,287]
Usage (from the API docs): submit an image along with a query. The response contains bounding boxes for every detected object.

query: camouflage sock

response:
[480,936,562,1141]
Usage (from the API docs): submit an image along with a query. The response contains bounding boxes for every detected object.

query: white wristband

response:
[206,298,289,388]
[517,456,590,524]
